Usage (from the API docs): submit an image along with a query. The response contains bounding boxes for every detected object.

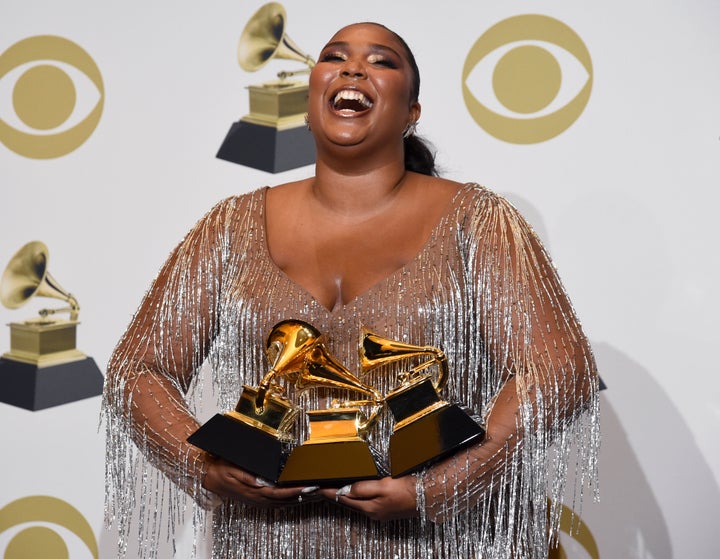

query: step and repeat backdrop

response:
[1,0,718,557]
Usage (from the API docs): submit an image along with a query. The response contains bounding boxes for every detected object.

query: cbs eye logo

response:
[0,496,98,558]
[0,35,104,159]
[462,15,592,144]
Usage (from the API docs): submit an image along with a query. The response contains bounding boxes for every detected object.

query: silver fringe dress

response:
[103,183,600,559]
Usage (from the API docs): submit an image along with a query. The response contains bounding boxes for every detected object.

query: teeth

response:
[333,90,373,110]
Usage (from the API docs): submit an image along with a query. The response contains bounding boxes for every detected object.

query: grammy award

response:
[216,2,316,173]
[360,328,486,477]
[0,241,104,411]
[187,320,321,482]
[277,343,385,486]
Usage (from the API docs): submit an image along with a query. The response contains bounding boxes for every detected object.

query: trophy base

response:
[187,413,287,483]
[389,404,485,477]
[278,439,384,487]
[0,356,103,411]
[216,120,315,173]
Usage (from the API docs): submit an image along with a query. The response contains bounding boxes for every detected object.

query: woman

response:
[104,22,599,559]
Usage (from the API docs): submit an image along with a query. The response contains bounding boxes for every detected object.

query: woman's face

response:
[308,23,421,150]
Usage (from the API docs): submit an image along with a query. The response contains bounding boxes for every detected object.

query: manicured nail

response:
[255,477,274,487]
[335,484,352,497]
[301,485,320,494]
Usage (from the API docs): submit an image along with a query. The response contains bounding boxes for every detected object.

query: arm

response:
[103,197,313,510]
[324,190,598,524]
[103,200,228,508]
[420,190,599,528]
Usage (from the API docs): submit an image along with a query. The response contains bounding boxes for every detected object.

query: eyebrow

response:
[321,41,402,59]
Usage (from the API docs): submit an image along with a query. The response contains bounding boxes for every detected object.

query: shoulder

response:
[453,183,525,218]
[175,187,269,249]
[195,186,268,225]
[449,183,540,247]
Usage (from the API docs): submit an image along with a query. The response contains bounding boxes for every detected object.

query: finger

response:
[258,483,322,503]
[337,479,384,500]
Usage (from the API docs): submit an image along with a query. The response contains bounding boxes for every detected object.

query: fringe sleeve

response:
[419,187,600,556]
[102,197,238,556]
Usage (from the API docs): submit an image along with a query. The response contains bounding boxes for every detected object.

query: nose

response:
[340,59,366,79]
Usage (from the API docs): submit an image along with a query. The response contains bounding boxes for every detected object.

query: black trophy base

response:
[0,356,103,411]
[389,404,486,477]
[278,440,383,487]
[188,413,286,483]
[216,121,316,173]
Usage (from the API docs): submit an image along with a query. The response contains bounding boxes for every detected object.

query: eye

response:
[0,35,104,159]
[367,55,397,68]
[461,15,592,144]
[0,496,98,559]
[320,51,346,63]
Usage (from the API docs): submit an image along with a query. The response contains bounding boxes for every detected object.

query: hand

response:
[202,457,319,508]
[320,476,418,521]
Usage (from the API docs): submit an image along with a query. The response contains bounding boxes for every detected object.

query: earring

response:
[402,120,417,139]
[304,113,311,131]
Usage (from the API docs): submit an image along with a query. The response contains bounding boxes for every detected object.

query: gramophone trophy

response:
[216,2,316,173]
[188,320,322,482]
[360,328,486,477]
[0,241,103,411]
[277,343,385,486]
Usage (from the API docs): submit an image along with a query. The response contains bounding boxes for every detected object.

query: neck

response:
[311,158,409,218]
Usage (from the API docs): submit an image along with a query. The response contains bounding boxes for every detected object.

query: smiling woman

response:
[103,20,599,559]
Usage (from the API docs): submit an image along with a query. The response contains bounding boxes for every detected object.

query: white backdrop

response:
[1,1,719,557]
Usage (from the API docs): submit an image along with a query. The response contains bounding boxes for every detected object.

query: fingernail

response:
[301,485,320,494]
[335,484,352,497]
[255,477,274,487]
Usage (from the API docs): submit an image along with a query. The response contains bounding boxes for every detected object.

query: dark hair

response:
[365,23,439,177]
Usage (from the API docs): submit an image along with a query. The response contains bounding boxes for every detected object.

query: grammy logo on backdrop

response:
[216,2,316,173]
[0,241,103,410]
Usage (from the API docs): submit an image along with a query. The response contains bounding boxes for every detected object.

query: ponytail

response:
[404,134,438,177]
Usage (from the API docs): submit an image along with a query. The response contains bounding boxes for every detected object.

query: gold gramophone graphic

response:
[188,320,384,484]
[0,241,103,410]
[216,2,316,173]
[360,328,486,477]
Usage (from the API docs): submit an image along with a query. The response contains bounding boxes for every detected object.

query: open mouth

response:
[332,89,373,113]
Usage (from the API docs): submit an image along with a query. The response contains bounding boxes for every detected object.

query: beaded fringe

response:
[102,183,599,558]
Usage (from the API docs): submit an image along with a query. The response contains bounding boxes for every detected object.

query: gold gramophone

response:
[278,342,385,486]
[360,328,486,477]
[0,241,103,410]
[189,319,385,484]
[188,320,321,482]
[216,2,316,173]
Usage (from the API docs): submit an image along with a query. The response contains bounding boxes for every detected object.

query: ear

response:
[409,101,421,124]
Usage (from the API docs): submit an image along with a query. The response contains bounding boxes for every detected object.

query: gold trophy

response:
[188,320,322,482]
[360,328,486,477]
[277,342,385,486]
[0,241,103,410]
[216,2,316,172]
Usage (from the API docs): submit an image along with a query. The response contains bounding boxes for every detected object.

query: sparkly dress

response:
[103,183,599,559]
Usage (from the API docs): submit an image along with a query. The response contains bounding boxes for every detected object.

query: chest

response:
[273,209,449,311]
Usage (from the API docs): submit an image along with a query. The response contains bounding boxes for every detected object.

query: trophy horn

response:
[237,2,315,74]
[255,319,323,410]
[359,327,448,392]
[299,343,383,432]
[0,241,79,321]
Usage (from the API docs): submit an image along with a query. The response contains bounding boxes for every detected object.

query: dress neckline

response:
[258,183,472,314]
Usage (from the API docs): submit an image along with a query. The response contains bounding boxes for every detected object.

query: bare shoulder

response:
[408,173,465,202]
[265,177,313,208]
